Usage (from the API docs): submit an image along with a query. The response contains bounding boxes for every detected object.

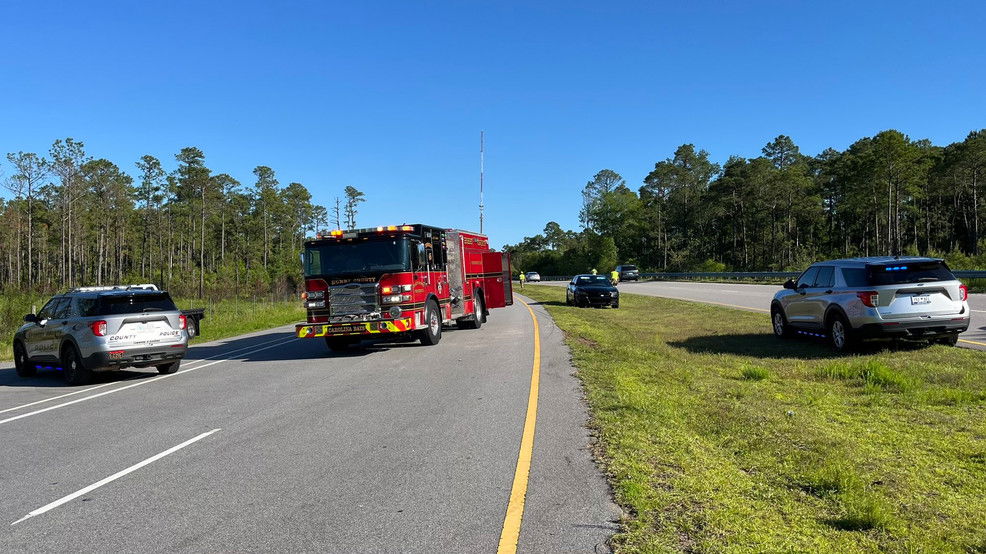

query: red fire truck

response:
[295,224,512,351]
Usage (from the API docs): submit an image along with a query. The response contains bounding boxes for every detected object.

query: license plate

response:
[911,295,931,305]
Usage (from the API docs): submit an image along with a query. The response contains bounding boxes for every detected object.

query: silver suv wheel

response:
[830,319,847,350]
[772,312,786,336]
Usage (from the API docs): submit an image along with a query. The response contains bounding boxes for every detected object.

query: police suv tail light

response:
[960,284,969,302]
[90,320,107,336]
[856,291,879,308]
[179,314,187,330]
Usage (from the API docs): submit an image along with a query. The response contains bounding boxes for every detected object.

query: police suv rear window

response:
[865,261,954,286]
[841,268,868,287]
[85,293,178,316]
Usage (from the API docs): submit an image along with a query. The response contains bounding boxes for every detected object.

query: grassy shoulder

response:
[521,286,986,553]
[174,298,304,344]
[0,293,303,360]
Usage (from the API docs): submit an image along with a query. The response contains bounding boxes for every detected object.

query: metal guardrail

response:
[538,270,986,282]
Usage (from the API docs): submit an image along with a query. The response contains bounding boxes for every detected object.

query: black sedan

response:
[566,274,619,308]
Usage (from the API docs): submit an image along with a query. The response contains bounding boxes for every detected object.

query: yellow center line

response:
[497,296,541,554]
[958,338,986,347]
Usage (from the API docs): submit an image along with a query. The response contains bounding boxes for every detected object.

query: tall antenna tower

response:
[479,130,485,234]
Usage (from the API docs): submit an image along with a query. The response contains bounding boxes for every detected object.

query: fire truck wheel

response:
[460,294,485,330]
[419,300,442,346]
[478,293,487,324]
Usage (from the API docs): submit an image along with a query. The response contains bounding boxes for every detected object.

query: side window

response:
[814,267,835,288]
[52,298,75,319]
[841,268,868,287]
[411,240,426,272]
[796,267,819,289]
[78,298,97,317]
[37,298,62,320]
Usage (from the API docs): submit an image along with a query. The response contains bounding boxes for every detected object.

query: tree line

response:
[1,138,368,298]
[507,129,986,276]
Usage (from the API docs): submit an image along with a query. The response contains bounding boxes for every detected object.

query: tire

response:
[419,300,442,346]
[460,295,484,330]
[62,345,92,385]
[935,335,959,347]
[325,337,352,352]
[566,292,573,306]
[477,294,488,324]
[186,317,198,339]
[827,313,856,353]
[612,300,619,309]
[14,341,35,377]
[771,306,792,339]
[156,360,181,374]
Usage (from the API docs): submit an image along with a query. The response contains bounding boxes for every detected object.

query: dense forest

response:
[507,129,986,276]
[0,139,369,298]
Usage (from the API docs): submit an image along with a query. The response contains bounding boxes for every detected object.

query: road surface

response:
[0,298,618,553]
[533,280,986,350]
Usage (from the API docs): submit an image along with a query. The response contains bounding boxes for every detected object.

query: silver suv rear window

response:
[864,261,954,286]
[81,293,178,316]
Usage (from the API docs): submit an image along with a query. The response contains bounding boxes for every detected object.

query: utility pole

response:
[480,131,485,234]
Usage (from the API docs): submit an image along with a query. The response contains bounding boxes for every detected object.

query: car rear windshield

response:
[83,293,178,316]
[864,261,955,286]
[622,265,637,271]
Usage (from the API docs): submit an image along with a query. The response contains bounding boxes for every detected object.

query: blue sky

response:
[2,1,984,248]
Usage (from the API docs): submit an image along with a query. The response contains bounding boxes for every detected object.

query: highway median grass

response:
[174,298,304,344]
[521,285,986,553]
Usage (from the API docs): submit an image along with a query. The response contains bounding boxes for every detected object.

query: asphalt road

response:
[0,299,618,553]
[534,280,986,350]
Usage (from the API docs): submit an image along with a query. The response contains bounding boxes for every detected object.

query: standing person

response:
[591,268,597,275]
[519,271,526,288]
[610,268,620,286]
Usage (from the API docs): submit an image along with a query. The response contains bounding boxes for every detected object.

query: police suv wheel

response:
[156,360,180,374]
[827,314,855,353]
[771,307,792,339]
[14,341,35,378]
[62,345,92,386]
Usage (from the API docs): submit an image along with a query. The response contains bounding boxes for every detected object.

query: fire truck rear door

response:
[481,252,513,308]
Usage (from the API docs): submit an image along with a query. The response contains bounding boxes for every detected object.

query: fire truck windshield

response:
[304,238,411,276]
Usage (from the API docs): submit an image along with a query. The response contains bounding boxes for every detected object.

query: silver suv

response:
[771,257,970,351]
[13,285,189,384]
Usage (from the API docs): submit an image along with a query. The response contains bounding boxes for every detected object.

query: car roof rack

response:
[68,284,160,293]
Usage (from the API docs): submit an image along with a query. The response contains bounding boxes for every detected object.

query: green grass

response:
[174,298,304,344]
[0,293,303,360]
[740,364,770,381]
[521,286,986,553]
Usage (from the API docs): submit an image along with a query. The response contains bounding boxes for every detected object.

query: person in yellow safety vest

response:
[591,268,597,275]
[518,272,526,288]
[610,269,619,285]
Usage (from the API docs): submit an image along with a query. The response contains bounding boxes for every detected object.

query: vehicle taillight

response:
[179,314,187,330]
[959,284,969,302]
[856,291,879,308]
[90,320,107,336]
